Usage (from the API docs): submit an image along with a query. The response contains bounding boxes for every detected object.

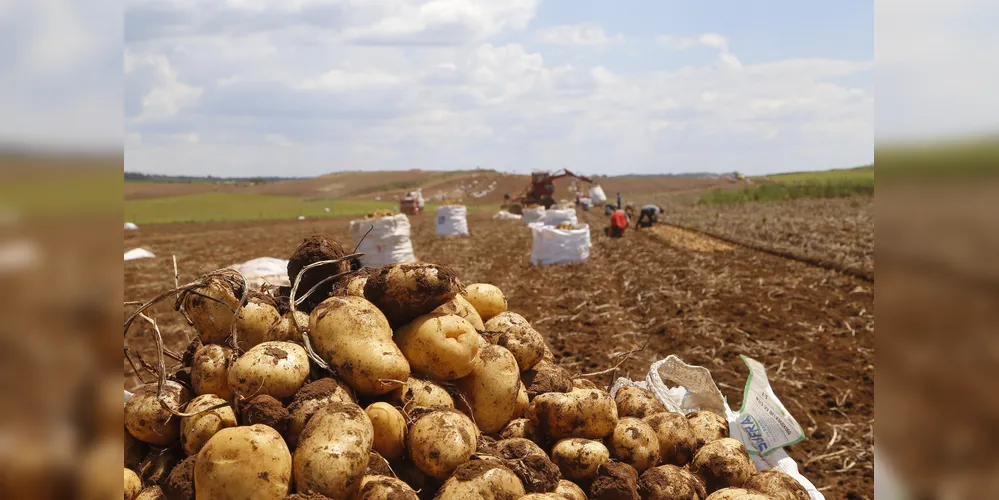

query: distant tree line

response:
[125,172,304,183]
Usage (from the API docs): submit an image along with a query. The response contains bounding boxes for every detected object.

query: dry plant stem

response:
[124,347,147,384]
[139,312,233,418]
[288,253,364,370]
[353,226,374,254]
[577,337,651,378]
[225,272,250,354]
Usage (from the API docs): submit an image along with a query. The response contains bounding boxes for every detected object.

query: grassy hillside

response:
[756,165,873,183]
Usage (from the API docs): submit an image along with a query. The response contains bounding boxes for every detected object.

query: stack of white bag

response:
[349,214,417,268]
[589,184,608,205]
[541,208,578,227]
[435,205,469,236]
[492,210,522,221]
[529,222,590,265]
[521,206,546,225]
[610,355,824,500]
[229,257,290,288]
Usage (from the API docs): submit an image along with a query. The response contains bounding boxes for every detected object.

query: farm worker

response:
[616,192,623,208]
[604,209,628,238]
[635,205,664,229]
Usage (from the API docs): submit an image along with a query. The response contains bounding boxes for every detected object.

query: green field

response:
[124,193,492,224]
[756,165,874,183]
[699,178,874,205]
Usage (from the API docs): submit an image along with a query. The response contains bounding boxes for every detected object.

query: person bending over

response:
[635,205,664,229]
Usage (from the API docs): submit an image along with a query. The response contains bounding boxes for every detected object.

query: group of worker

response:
[603,192,663,238]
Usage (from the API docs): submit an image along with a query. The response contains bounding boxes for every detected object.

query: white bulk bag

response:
[229,257,290,288]
[522,206,546,225]
[529,223,590,266]
[124,222,139,230]
[435,205,469,236]
[541,209,578,227]
[492,210,522,221]
[124,248,156,261]
[589,185,608,205]
[349,214,417,268]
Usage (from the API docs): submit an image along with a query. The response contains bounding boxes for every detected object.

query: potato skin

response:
[608,417,660,473]
[455,345,521,433]
[691,438,755,493]
[744,469,809,500]
[407,408,478,479]
[615,386,668,419]
[644,412,698,466]
[522,360,574,397]
[228,341,310,399]
[265,311,309,344]
[572,378,598,390]
[233,293,282,350]
[687,410,730,449]
[285,378,355,448]
[499,418,540,445]
[363,262,462,328]
[704,488,772,499]
[180,394,237,455]
[555,479,587,500]
[463,283,508,321]
[434,293,485,330]
[365,402,407,460]
[550,438,610,481]
[387,377,455,409]
[482,312,545,371]
[514,382,530,417]
[195,424,292,500]
[124,468,142,500]
[134,486,166,500]
[181,274,242,344]
[395,313,482,380]
[125,381,191,446]
[293,402,374,499]
[528,389,619,440]
[309,296,411,396]
[639,465,707,500]
[356,475,418,500]
[435,460,526,500]
[191,344,234,400]
[486,438,562,494]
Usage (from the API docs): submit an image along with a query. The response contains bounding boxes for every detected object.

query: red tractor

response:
[505,169,593,214]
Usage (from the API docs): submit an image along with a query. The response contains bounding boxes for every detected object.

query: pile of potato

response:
[365,210,396,219]
[124,233,809,500]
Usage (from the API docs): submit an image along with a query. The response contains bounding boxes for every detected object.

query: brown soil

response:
[241,395,290,434]
[162,456,195,500]
[590,462,640,500]
[285,493,332,500]
[287,234,351,312]
[125,209,875,499]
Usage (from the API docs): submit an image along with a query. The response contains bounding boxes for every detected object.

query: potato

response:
[287,233,352,312]
[233,292,282,350]
[550,438,610,481]
[387,377,455,409]
[180,394,237,455]
[195,424,292,500]
[407,408,478,479]
[228,341,310,399]
[190,344,234,400]
[241,394,290,435]
[285,378,355,448]
[528,389,618,440]
[309,296,411,396]
[455,345,521,433]
[744,470,809,500]
[124,468,142,500]
[343,273,369,297]
[180,273,243,344]
[435,461,526,500]
[163,455,195,500]
[485,438,562,494]
[522,360,574,396]
[463,283,507,321]
[365,402,407,460]
[704,488,772,499]
[514,382,530,417]
[356,475,419,500]
[125,381,192,446]
[690,438,755,493]
[395,313,482,380]
[265,310,309,344]
[608,417,660,472]
[572,378,598,390]
[639,465,707,500]
[135,486,166,500]
[686,410,729,449]
[364,262,462,328]
[482,311,529,333]
[555,479,587,500]
[589,462,640,500]
[643,412,697,467]
[615,386,668,419]
[294,402,374,499]
[434,293,485,330]
[482,312,545,371]
[499,418,540,445]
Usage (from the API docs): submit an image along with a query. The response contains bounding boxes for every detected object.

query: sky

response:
[4,1,998,177]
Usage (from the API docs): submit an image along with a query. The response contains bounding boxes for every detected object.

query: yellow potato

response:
[191,344,234,400]
[572,378,598,390]
[232,292,281,350]
[555,479,587,500]
[483,312,545,370]
[343,273,369,298]
[365,402,407,460]
[608,417,660,472]
[691,438,755,493]
[356,475,419,500]
[550,438,610,481]
[687,410,730,449]
[705,488,772,499]
[435,461,525,500]
[615,386,668,419]
[386,377,455,409]
[395,313,482,380]
[363,262,462,328]
[644,412,698,466]
[455,345,521,433]
[434,293,485,330]
[309,296,411,396]
[125,381,191,446]
[285,378,356,448]
[228,341,310,399]
[195,424,292,500]
[639,465,707,500]
[265,310,310,344]
[134,486,166,500]
[744,469,810,500]
[180,394,237,455]
[499,418,540,445]
[407,408,478,479]
[528,389,618,440]
[124,468,142,500]
[463,283,508,321]
[294,402,374,499]
[514,382,530,417]
[180,274,242,344]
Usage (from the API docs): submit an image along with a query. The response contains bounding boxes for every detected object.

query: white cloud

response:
[535,23,623,47]
[296,69,404,91]
[127,52,203,123]
[658,33,729,52]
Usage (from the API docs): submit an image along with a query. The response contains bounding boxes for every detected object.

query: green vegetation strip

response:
[698,178,874,205]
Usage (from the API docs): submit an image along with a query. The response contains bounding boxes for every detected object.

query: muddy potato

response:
[180,273,243,344]
[555,480,587,500]
[639,465,707,500]
[550,438,610,481]
[482,311,529,333]
[589,462,640,500]
[520,495,562,500]
[615,386,668,419]
[387,377,454,409]
[364,262,462,328]
[125,469,142,500]
[310,296,411,396]
[285,378,355,448]
[528,388,618,440]
[293,402,374,499]
[744,470,809,500]
[522,360,574,397]
[608,417,660,472]
[704,488,772,500]
[487,438,562,494]
[180,394,237,455]
[190,344,234,400]
[163,456,196,500]
[228,341,310,399]
[241,395,290,435]
[455,345,521,433]
[514,382,530,417]
[356,475,419,500]
[135,486,166,500]
[287,234,352,312]
[686,410,729,449]
[435,461,526,500]
[644,412,698,466]
[463,283,507,321]
[407,408,478,479]
[395,313,482,380]
[265,310,310,343]
[483,312,545,371]
[233,292,282,349]
[691,438,755,493]
[499,418,540,444]
[572,378,598,390]
[365,402,407,460]
[434,293,485,330]
[125,381,191,446]
[195,424,292,500]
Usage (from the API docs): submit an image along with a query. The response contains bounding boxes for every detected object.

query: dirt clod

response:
[241,395,290,434]
[590,462,640,500]
[162,456,195,500]
[287,234,351,312]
